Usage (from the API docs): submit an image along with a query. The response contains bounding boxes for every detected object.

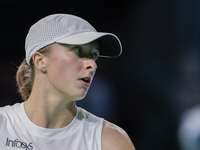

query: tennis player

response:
[0,14,135,150]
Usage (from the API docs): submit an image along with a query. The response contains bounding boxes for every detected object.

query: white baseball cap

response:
[25,14,122,64]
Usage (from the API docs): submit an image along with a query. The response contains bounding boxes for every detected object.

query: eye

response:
[93,55,98,61]
[91,49,100,61]
[73,47,82,55]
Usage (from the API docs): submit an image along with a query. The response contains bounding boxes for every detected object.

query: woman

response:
[0,14,135,150]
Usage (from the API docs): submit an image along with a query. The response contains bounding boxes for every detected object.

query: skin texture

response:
[24,41,135,150]
[102,121,136,150]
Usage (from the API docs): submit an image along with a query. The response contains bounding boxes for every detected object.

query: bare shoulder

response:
[102,120,136,150]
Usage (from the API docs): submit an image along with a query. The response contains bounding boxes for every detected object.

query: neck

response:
[24,98,77,129]
[24,70,79,129]
[24,82,77,129]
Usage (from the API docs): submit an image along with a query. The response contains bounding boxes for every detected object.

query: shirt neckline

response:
[18,102,80,138]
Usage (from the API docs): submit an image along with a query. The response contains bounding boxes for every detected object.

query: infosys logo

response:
[6,138,33,150]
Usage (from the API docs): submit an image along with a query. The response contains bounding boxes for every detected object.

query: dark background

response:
[1,0,200,149]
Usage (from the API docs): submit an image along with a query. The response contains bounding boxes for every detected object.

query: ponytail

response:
[16,59,35,101]
[16,59,34,101]
[16,44,51,101]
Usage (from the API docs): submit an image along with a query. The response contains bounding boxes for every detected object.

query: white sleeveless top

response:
[0,102,104,150]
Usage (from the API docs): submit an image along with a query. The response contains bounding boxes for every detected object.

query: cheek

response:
[47,57,83,83]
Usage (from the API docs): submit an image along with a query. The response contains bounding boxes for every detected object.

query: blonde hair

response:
[16,45,51,101]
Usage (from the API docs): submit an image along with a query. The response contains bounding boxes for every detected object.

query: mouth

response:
[79,77,91,86]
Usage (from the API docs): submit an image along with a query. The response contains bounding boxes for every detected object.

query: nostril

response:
[87,66,92,69]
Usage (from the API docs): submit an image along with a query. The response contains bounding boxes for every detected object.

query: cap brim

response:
[56,32,122,58]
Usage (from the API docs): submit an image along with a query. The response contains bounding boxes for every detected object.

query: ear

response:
[32,52,47,73]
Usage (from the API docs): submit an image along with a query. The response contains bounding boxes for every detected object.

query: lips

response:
[79,77,91,87]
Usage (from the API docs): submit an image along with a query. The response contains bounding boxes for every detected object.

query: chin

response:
[70,88,89,101]
[74,92,87,101]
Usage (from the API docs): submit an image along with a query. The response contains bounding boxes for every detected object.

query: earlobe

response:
[32,52,47,73]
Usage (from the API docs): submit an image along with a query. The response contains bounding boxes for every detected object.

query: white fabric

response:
[0,102,104,150]
[25,14,122,64]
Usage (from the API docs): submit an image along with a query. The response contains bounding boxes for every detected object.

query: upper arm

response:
[102,120,135,150]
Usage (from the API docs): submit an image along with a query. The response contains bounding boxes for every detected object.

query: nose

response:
[85,58,97,73]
